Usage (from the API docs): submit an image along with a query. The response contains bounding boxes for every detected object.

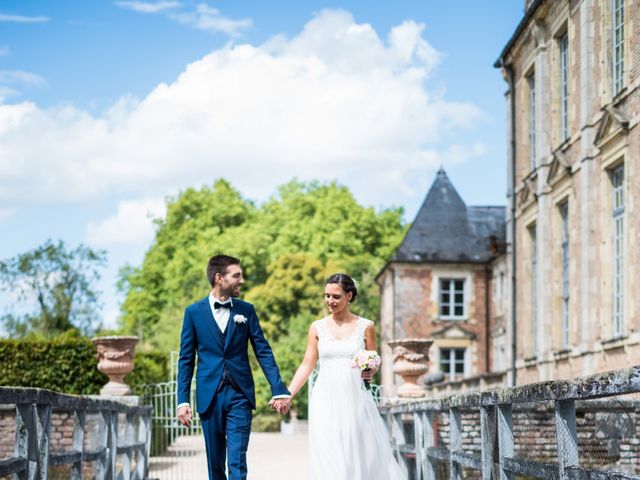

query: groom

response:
[176,254,291,480]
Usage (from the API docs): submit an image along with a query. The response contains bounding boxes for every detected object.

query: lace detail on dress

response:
[315,317,373,367]
[357,318,374,341]
[308,315,404,479]
[314,317,372,341]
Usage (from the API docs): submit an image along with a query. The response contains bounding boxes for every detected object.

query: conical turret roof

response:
[392,168,505,263]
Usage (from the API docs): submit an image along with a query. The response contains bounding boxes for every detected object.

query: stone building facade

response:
[496,0,640,384]
[379,0,639,396]
[376,169,506,395]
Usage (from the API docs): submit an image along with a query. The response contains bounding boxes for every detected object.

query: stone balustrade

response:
[379,365,640,479]
[0,387,152,480]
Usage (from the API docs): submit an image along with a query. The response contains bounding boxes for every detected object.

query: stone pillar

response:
[379,268,397,396]
[579,0,597,353]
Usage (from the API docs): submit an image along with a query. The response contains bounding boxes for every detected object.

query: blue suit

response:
[177,297,289,480]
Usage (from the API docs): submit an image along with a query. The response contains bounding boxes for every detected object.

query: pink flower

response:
[352,349,381,371]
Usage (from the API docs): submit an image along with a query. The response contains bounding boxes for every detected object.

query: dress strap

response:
[357,317,374,340]
[313,319,327,339]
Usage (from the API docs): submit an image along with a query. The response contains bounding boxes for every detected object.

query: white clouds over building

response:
[0,9,484,213]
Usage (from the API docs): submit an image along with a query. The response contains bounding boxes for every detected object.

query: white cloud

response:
[0,86,18,102]
[442,143,486,165]
[0,13,49,23]
[0,70,46,88]
[0,208,14,222]
[0,70,46,100]
[116,1,251,37]
[169,3,252,36]
[86,198,166,246]
[0,9,484,211]
[115,1,181,14]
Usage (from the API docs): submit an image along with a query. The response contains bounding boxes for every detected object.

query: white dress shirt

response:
[209,293,232,333]
[177,293,289,411]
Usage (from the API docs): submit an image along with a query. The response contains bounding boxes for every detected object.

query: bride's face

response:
[324,283,352,314]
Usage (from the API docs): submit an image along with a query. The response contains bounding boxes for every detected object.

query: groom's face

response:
[218,264,244,297]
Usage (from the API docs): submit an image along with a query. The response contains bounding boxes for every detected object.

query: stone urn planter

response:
[387,338,433,398]
[92,336,139,396]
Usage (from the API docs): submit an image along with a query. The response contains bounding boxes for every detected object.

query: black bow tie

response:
[213,301,231,309]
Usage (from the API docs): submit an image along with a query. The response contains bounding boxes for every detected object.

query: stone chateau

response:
[379,0,639,395]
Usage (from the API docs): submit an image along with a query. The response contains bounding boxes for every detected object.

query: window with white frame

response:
[439,278,465,319]
[528,72,536,169]
[529,223,538,355]
[612,165,625,336]
[612,0,625,96]
[559,202,570,349]
[559,31,569,141]
[440,348,465,380]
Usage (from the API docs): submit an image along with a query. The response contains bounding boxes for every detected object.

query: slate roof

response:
[391,168,506,264]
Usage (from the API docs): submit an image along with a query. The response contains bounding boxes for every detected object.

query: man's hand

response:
[177,405,193,427]
[269,398,292,415]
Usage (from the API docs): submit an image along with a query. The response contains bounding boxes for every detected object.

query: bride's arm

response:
[364,322,377,350]
[363,323,378,381]
[287,324,319,399]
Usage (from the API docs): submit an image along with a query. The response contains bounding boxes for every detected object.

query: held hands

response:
[269,397,292,415]
[177,405,193,427]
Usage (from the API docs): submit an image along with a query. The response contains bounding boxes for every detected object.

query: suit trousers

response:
[200,382,253,480]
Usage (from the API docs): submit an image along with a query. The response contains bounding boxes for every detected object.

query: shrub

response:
[0,337,167,394]
[251,413,281,432]
[127,350,169,394]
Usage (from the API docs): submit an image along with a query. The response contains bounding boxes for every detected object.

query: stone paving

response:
[148,432,309,480]
[248,432,309,479]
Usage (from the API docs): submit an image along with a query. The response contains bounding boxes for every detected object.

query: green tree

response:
[120,180,405,350]
[245,252,329,340]
[118,178,406,416]
[246,252,328,418]
[254,180,406,323]
[118,179,255,344]
[0,239,107,337]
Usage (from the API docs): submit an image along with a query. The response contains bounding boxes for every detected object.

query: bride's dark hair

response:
[325,273,358,302]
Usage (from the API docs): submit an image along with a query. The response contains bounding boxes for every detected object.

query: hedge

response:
[0,337,168,395]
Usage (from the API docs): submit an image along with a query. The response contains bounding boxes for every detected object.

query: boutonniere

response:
[233,314,248,324]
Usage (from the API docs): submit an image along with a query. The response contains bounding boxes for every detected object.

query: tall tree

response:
[118,178,406,416]
[0,239,107,337]
[118,179,255,342]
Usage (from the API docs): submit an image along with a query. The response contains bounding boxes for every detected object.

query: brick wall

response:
[401,400,640,476]
[0,406,123,462]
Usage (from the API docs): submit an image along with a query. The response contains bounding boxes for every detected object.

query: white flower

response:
[233,314,248,324]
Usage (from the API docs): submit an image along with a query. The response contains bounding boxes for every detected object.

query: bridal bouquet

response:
[352,350,381,391]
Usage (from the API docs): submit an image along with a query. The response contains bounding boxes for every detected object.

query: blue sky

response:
[0,1,525,329]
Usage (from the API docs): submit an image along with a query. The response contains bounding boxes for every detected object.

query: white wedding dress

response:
[308,317,405,480]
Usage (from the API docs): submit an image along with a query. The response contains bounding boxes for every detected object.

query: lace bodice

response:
[308,316,403,480]
[314,317,373,367]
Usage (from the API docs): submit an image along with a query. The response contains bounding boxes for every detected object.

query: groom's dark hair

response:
[207,254,241,286]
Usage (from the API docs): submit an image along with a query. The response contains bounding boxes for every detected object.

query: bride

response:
[274,273,404,480]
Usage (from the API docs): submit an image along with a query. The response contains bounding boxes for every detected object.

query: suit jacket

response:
[177,296,289,413]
